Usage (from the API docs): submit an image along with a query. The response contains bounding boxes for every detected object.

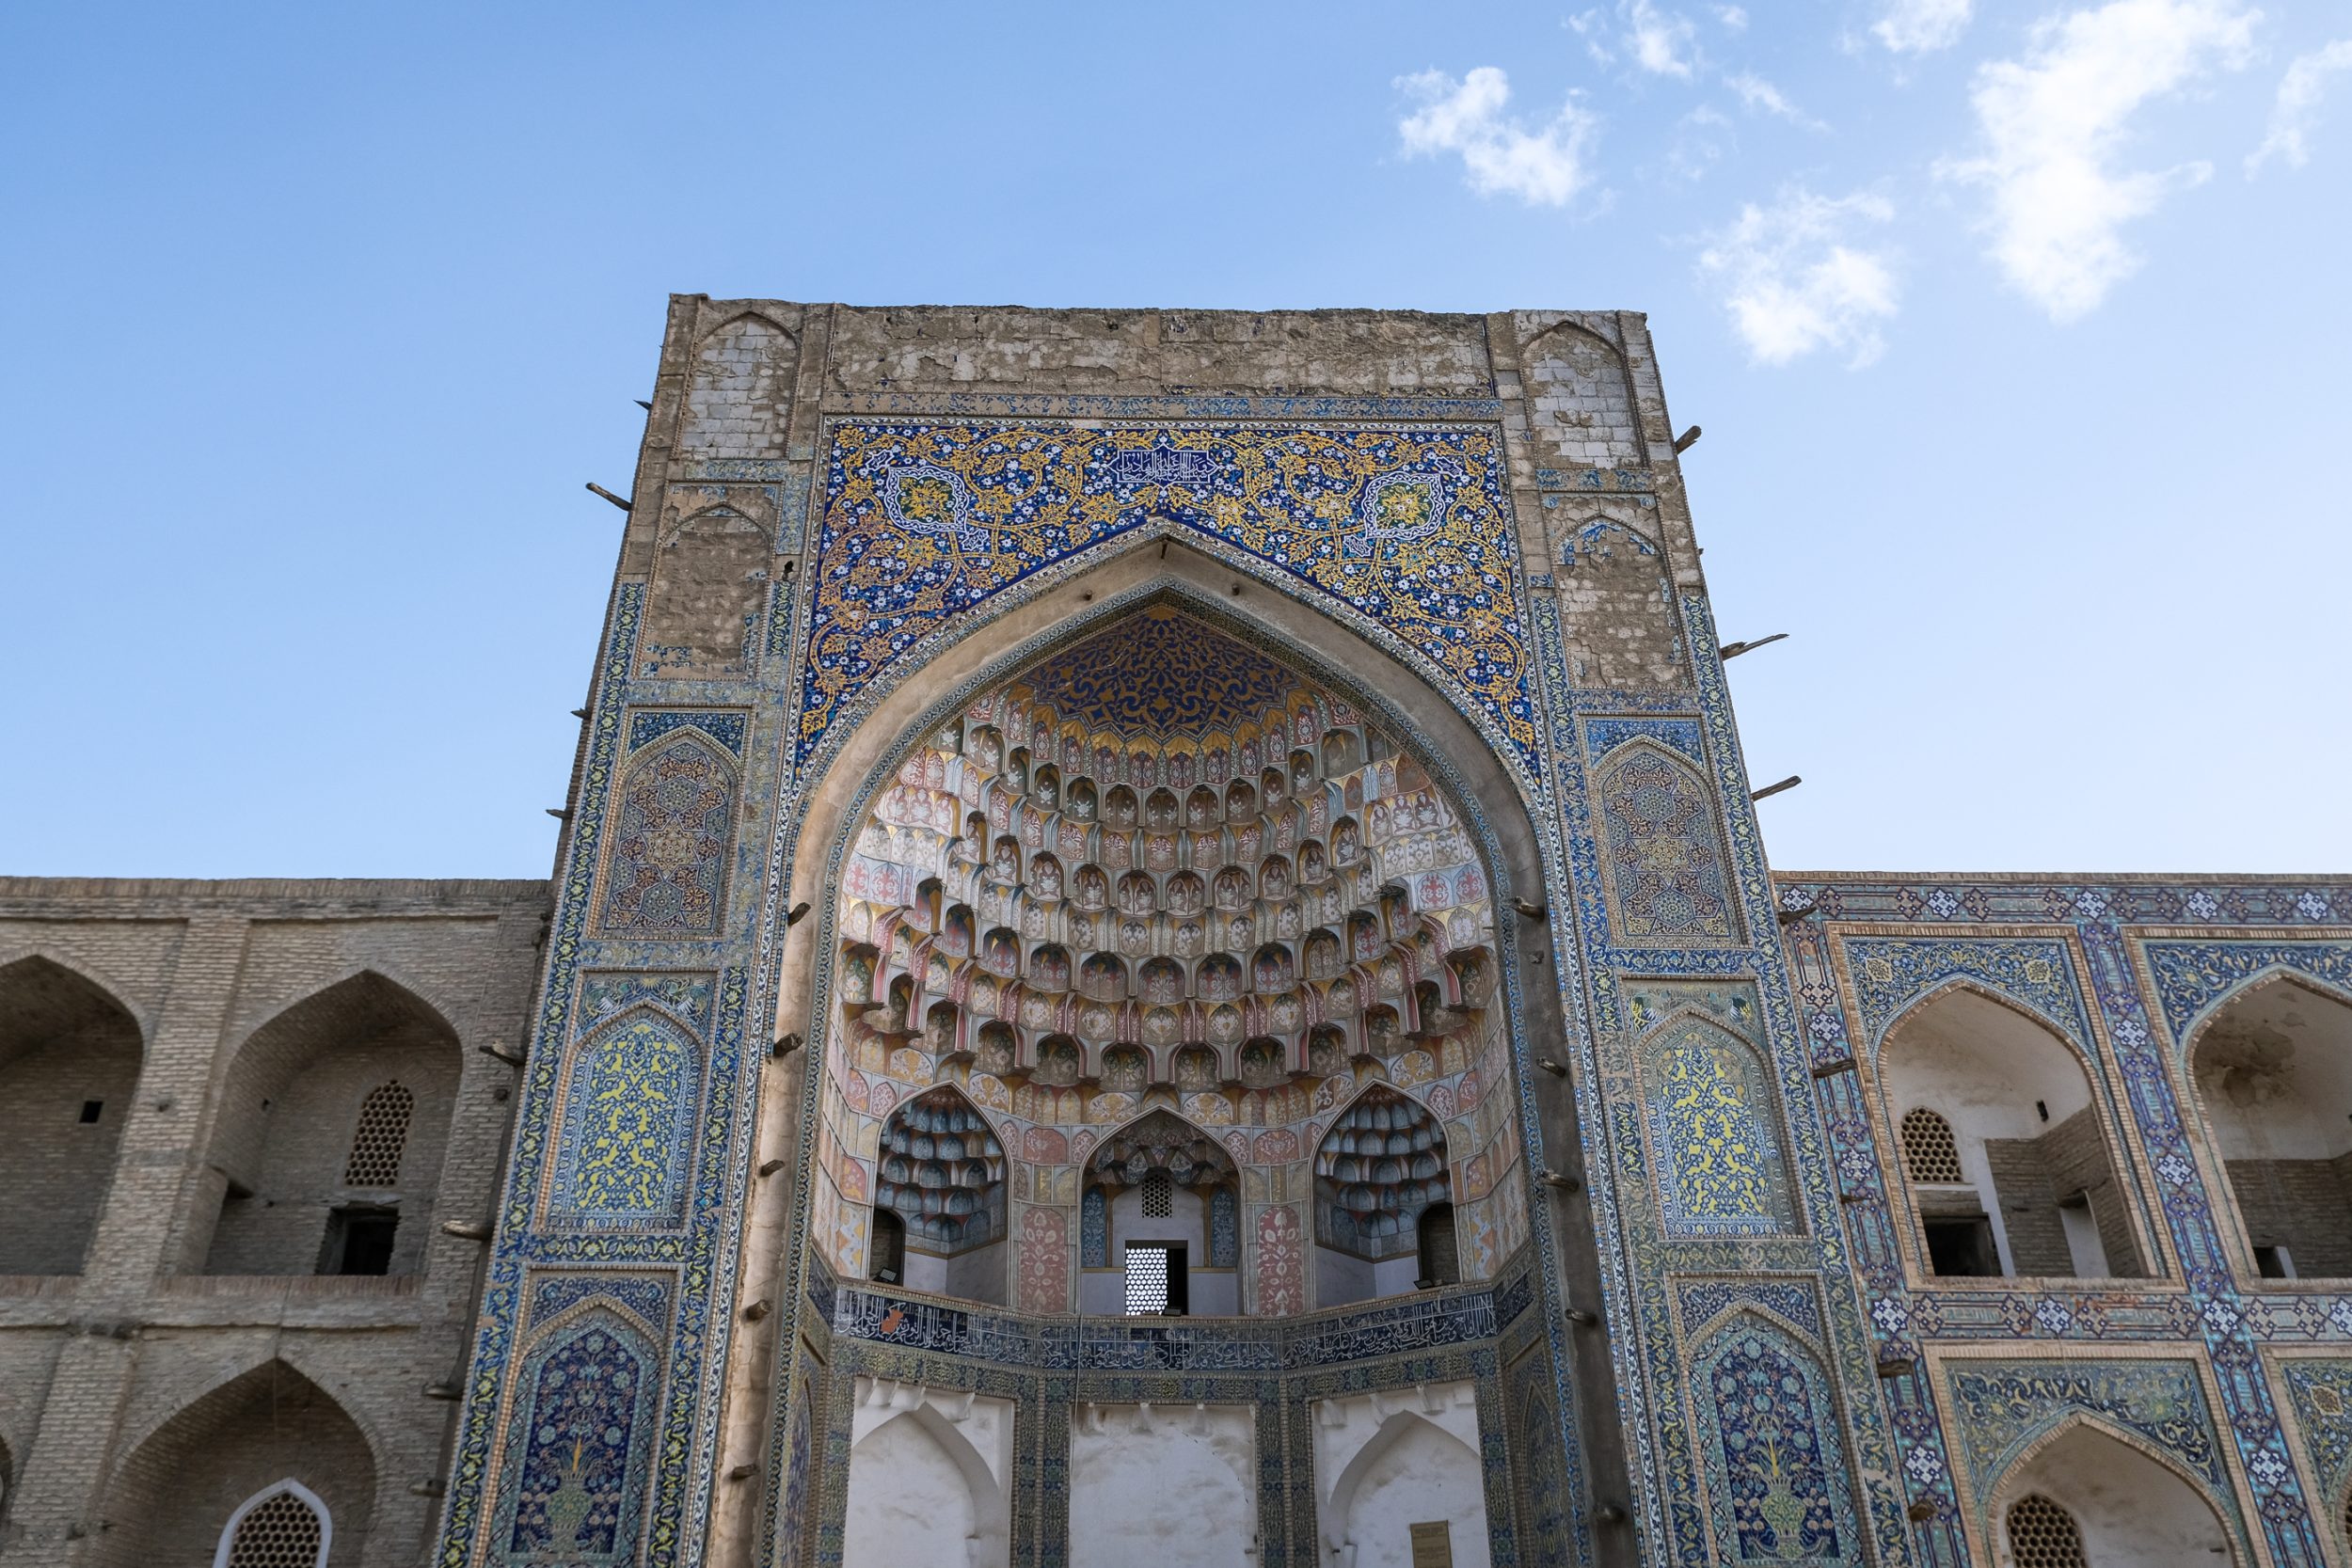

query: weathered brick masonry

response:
[0,878,548,1565]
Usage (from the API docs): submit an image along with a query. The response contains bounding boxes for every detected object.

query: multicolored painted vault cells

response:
[430,300,2352,1568]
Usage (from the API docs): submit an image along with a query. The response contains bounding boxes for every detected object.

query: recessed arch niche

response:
[803,587,1532,1316]
[1876,987,2143,1281]
[2187,974,2352,1280]
[0,954,143,1275]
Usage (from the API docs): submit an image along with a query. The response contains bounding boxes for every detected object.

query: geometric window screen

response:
[343,1081,414,1186]
[1141,1169,1172,1218]
[2005,1494,2086,1568]
[222,1487,327,1568]
[1900,1105,1963,1184]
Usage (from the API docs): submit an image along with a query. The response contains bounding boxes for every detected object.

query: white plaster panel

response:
[1311,1384,1489,1568]
[1070,1402,1258,1567]
[843,1379,1013,1568]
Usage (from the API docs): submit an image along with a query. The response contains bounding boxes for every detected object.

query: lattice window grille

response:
[220,1485,327,1568]
[1141,1169,1172,1218]
[1901,1106,1964,1184]
[343,1081,414,1186]
[2006,1494,2086,1568]
[1124,1243,1171,1314]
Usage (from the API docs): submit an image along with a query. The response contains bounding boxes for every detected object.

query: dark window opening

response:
[1417,1202,1459,1288]
[1923,1216,2000,1277]
[77,1101,103,1124]
[1124,1240,1187,1315]
[318,1205,399,1276]
[2255,1243,2295,1280]
[871,1209,906,1284]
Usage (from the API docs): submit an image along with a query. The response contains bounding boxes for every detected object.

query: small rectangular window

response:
[1123,1241,1187,1315]
[2255,1244,2295,1279]
[318,1205,400,1276]
[78,1101,103,1124]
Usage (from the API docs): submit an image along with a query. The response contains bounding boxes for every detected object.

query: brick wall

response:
[1983,1137,2074,1277]
[91,1358,375,1568]
[0,877,546,1566]
[2225,1157,2352,1277]
[2042,1106,2143,1279]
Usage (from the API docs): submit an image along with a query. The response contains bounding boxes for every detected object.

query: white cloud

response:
[1627,0,1699,76]
[2248,39,2352,172]
[1396,68,1600,206]
[1872,0,1974,54]
[1715,5,1749,30]
[1728,71,1824,126]
[1571,1,1701,75]
[1940,0,2259,322]
[1697,187,1900,366]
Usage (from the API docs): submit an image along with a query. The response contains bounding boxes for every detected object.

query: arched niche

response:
[545,1006,700,1230]
[1877,987,2142,1281]
[800,575,1532,1324]
[594,731,738,938]
[1637,1011,1795,1236]
[680,311,798,459]
[841,1382,1013,1568]
[1317,1400,1492,1568]
[490,1306,663,1566]
[1993,1419,2238,1567]
[755,537,1618,1538]
[197,971,461,1277]
[1688,1314,1862,1565]
[872,1085,1008,1304]
[1588,741,1740,947]
[1314,1084,1452,1308]
[95,1359,375,1568]
[0,954,143,1274]
[641,505,773,677]
[1080,1109,1239,1316]
[2187,974,2352,1280]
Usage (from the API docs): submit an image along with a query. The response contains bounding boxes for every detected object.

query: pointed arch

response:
[2185,972,2352,1279]
[1876,981,2144,1281]
[681,310,799,460]
[214,1478,331,1568]
[1637,1008,1794,1237]
[96,1359,375,1568]
[1313,1083,1452,1306]
[1519,319,1645,466]
[596,729,738,937]
[489,1307,662,1567]
[841,1401,1009,1568]
[0,953,143,1274]
[1875,974,2089,1069]
[1589,738,1740,946]
[200,968,461,1276]
[1321,1409,1489,1565]
[641,503,774,676]
[1987,1413,2242,1568]
[1689,1311,1864,1565]
[752,532,1610,1474]
[544,1003,701,1229]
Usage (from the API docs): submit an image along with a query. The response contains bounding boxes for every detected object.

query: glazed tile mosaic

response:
[412,301,2352,1568]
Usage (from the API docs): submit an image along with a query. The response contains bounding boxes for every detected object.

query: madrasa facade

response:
[3,300,2350,1568]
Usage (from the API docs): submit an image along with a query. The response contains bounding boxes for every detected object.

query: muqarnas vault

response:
[2,303,2350,1568]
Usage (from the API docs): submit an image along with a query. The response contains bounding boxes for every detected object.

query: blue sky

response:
[3,0,2345,879]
